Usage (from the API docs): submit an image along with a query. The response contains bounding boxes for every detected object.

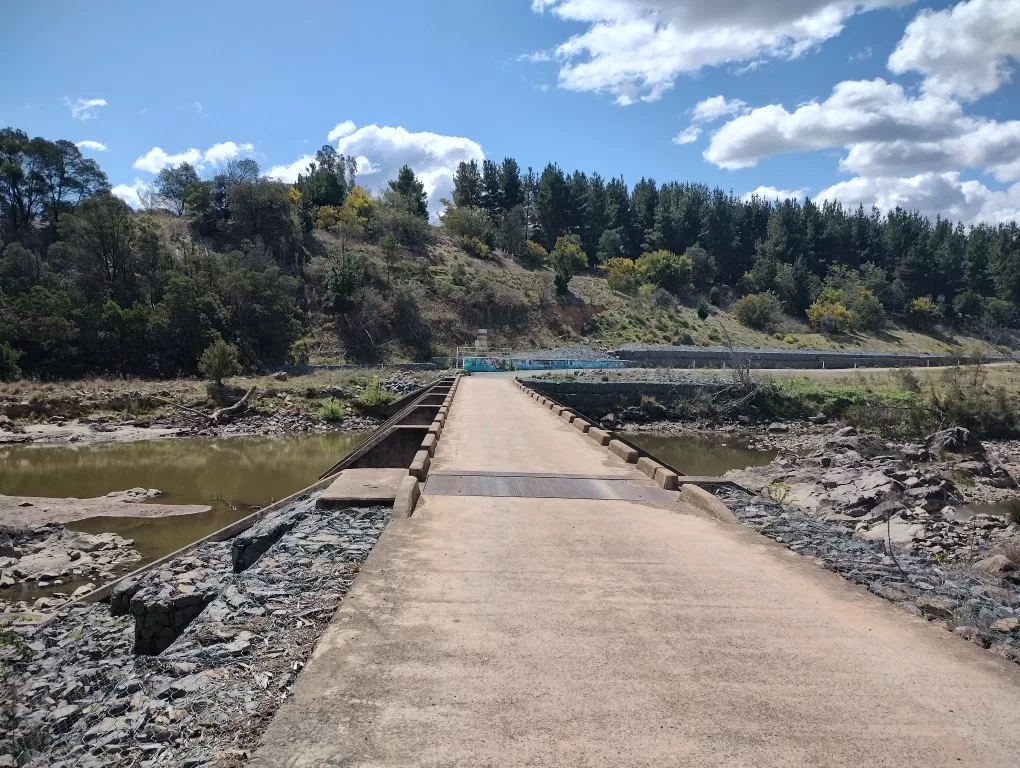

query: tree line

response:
[2,124,1019,381]
[444,158,1020,332]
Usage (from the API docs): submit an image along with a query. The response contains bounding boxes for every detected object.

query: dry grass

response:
[680,362,1020,398]
[570,275,1003,356]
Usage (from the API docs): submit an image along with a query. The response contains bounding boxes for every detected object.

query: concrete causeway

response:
[251,377,1020,767]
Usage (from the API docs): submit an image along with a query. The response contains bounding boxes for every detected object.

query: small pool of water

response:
[0,432,368,604]
[954,501,1020,522]
[623,432,777,477]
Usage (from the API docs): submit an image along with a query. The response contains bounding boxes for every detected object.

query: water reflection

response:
[0,433,368,602]
[0,432,368,509]
[623,432,776,477]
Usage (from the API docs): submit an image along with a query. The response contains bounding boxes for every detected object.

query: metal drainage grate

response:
[424,473,674,502]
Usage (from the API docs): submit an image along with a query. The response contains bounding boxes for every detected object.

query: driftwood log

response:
[151,386,256,424]
[210,386,256,423]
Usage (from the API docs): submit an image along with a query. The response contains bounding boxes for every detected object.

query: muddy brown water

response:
[0,432,367,604]
[623,432,777,477]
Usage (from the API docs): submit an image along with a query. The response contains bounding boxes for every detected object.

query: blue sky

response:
[3,0,1019,223]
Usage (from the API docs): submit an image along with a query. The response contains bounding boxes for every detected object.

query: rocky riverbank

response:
[716,486,1020,662]
[0,494,388,767]
[0,370,441,447]
[722,426,1020,565]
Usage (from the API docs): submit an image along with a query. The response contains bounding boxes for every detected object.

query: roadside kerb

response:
[609,439,639,463]
[516,379,746,497]
[409,450,431,481]
[392,475,421,519]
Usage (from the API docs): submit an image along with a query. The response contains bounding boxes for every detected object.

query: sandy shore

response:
[0,422,186,446]
[0,490,211,528]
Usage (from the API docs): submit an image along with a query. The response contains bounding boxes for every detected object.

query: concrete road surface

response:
[251,376,1020,767]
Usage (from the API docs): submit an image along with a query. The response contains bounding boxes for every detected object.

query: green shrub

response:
[0,342,21,382]
[906,296,941,330]
[521,240,548,268]
[458,236,492,260]
[327,247,367,311]
[198,340,241,384]
[603,257,641,293]
[442,205,492,241]
[696,296,711,320]
[550,235,588,294]
[710,286,721,306]
[636,249,693,295]
[732,292,783,332]
[806,297,854,333]
[317,399,347,422]
[354,381,396,413]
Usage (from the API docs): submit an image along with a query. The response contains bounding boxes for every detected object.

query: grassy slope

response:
[571,276,1001,356]
[172,219,1004,359]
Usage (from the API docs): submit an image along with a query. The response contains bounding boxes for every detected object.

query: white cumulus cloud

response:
[691,95,747,122]
[819,173,1020,226]
[133,142,255,174]
[741,185,808,202]
[267,155,315,184]
[111,179,152,209]
[76,140,107,152]
[133,147,203,174]
[672,125,701,144]
[889,0,1020,101]
[528,0,911,104]
[331,122,484,216]
[327,120,357,141]
[703,78,967,171]
[66,97,108,121]
[203,141,255,166]
[702,77,1020,187]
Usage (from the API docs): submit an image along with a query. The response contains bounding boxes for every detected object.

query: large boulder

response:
[926,427,985,458]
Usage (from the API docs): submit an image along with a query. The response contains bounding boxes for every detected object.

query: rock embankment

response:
[716,487,1020,662]
[0,496,389,767]
[726,427,1020,565]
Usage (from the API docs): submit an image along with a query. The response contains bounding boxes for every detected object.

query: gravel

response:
[1,497,389,767]
[717,486,1020,662]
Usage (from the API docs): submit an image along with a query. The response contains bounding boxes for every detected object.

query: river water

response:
[0,433,368,601]
[623,432,777,477]
[2,430,773,604]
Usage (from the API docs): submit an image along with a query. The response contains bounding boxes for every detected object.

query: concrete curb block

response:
[421,433,437,457]
[560,411,576,424]
[654,466,680,491]
[392,476,422,519]
[572,418,591,433]
[680,484,738,524]
[636,456,664,479]
[428,420,442,438]
[608,439,639,463]
[409,450,431,481]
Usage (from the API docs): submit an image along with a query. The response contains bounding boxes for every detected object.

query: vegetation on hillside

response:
[2,126,1019,382]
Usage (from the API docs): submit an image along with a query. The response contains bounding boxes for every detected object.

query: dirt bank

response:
[0,489,211,528]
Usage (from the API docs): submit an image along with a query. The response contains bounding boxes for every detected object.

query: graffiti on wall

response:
[463,357,628,372]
